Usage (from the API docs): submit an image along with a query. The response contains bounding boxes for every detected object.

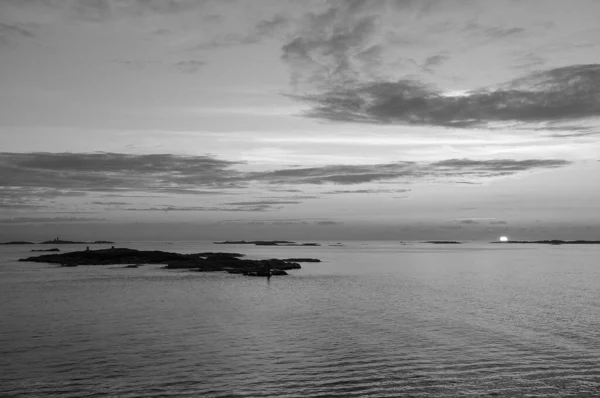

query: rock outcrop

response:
[19,248,306,276]
[214,240,321,246]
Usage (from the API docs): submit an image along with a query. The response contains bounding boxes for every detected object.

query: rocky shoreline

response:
[18,248,311,276]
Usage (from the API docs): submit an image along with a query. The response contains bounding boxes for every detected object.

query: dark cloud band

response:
[293,64,600,127]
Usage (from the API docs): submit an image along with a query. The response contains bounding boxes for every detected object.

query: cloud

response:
[0,217,105,224]
[452,217,501,225]
[0,203,48,209]
[456,219,480,225]
[0,153,572,200]
[421,54,448,73]
[463,21,526,41]
[0,22,34,46]
[322,188,411,194]
[0,187,88,209]
[0,152,241,194]
[315,220,343,225]
[272,220,308,225]
[124,205,277,212]
[224,200,302,206]
[264,195,320,200]
[91,201,130,205]
[292,64,600,127]
[281,0,385,89]
[245,158,570,185]
[175,60,206,74]
[431,159,569,172]
[62,0,204,21]
[194,12,290,49]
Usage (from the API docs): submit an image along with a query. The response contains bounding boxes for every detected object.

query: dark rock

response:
[423,241,462,244]
[39,238,114,244]
[283,258,321,262]
[243,271,272,276]
[270,269,288,276]
[1,241,35,245]
[214,240,320,246]
[197,252,245,258]
[20,248,303,276]
[31,248,60,252]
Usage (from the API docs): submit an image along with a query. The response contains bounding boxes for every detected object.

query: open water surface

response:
[1,241,599,397]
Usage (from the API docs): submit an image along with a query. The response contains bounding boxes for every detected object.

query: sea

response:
[1,240,599,397]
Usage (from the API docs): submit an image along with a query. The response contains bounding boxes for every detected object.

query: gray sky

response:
[1,0,600,241]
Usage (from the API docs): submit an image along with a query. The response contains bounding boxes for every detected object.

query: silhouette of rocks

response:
[31,248,60,252]
[214,240,320,246]
[270,269,288,276]
[283,258,321,262]
[1,241,34,245]
[424,241,462,244]
[39,238,115,244]
[19,248,305,276]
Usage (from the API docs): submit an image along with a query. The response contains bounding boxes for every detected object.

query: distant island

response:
[19,248,310,277]
[31,248,60,252]
[2,238,115,245]
[492,240,600,245]
[39,238,115,244]
[214,240,321,246]
[423,241,462,244]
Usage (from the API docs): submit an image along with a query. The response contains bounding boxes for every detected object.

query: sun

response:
[499,236,509,242]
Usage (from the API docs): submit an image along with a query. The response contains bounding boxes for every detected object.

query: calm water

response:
[1,241,599,397]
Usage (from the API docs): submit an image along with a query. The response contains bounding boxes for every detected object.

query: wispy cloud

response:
[175,60,206,73]
[293,64,600,128]
[0,153,572,200]
[224,200,302,206]
[315,220,343,225]
[322,188,411,194]
[0,22,34,46]
[0,152,241,194]
[281,0,384,90]
[0,187,88,209]
[124,205,277,212]
[0,216,105,224]
[245,158,570,185]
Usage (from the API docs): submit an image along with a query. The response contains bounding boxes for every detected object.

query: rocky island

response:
[214,240,321,246]
[1,241,35,245]
[423,241,463,244]
[39,238,115,244]
[19,248,307,276]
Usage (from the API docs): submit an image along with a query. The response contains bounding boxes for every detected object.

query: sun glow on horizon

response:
[500,236,509,242]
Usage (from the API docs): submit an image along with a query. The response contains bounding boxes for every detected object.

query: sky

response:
[1,0,600,241]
